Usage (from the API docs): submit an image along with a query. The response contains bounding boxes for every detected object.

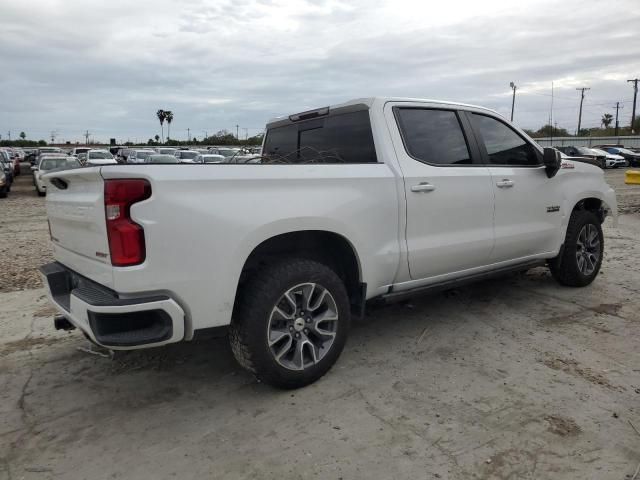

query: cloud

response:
[0,0,639,142]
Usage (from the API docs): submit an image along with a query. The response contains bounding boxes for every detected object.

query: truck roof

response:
[266,97,500,128]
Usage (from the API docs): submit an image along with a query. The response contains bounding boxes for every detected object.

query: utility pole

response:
[509,82,517,121]
[187,128,191,142]
[613,102,623,136]
[51,131,57,144]
[235,124,239,140]
[628,78,639,134]
[83,130,90,145]
[576,87,590,135]
[7,131,10,141]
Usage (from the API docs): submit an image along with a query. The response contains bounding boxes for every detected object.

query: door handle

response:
[496,179,514,188]
[411,182,436,193]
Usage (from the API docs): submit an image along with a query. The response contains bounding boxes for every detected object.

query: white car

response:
[173,150,200,162]
[195,154,225,163]
[69,147,91,157]
[32,156,81,196]
[590,148,627,168]
[85,150,117,166]
[128,149,156,164]
[40,96,617,389]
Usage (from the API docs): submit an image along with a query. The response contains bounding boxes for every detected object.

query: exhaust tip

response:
[54,315,76,331]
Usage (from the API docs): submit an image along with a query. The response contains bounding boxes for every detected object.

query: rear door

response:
[465,112,563,262]
[385,103,495,280]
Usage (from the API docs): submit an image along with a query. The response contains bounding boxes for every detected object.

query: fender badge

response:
[561,161,575,169]
[547,206,560,213]
[95,251,108,258]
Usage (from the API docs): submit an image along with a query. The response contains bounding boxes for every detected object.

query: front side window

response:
[263,110,377,164]
[470,114,540,166]
[394,108,471,165]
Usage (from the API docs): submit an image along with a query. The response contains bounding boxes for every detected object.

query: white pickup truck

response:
[40,97,617,389]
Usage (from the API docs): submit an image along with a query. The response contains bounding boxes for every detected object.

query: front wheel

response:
[549,209,603,287]
[230,258,351,389]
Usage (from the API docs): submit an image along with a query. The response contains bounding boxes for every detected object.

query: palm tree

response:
[19,131,26,140]
[601,113,613,129]
[165,111,174,141]
[155,134,160,142]
[156,109,166,143]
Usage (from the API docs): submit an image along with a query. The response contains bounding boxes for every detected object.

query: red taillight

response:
[104,179,151,266]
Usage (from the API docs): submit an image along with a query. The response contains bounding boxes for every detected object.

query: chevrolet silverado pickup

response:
[40,97,617,389]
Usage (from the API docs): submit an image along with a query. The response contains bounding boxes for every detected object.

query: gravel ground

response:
[0,163,639,479]
[0,163,52,292]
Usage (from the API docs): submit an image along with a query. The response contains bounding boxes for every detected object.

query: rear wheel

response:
[549,209,603,287]
[230,258,350,389]
[0,187,7,198]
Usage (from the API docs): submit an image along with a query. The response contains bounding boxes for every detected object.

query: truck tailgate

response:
[45,167,114,287]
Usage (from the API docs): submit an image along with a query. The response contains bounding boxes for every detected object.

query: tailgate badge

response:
[95,251,108,258]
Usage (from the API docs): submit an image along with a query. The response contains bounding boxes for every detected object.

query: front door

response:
[466,112,563,262]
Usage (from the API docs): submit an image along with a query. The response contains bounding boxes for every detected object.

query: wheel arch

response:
[236,230,366,316]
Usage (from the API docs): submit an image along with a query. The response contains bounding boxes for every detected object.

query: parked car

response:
[34,147,63,165]
[32,156,82,196]
[590,148,627,168]
[555,146,606,169]
[208,147,240,159]
[40,97,617,389]
[0,152,15,191]
[0,170,8,198]
[173,150,200,162]
[146,154,180,164]
[85,150,117,166]
[128,149,156,164]
[1,150,20,176]
[598,147,640,167]
[69,147,91,157]
[194,153,226,163]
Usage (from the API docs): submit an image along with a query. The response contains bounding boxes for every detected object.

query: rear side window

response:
[394,108,472,165]
[470,113,540,166]
[263,110,377,164]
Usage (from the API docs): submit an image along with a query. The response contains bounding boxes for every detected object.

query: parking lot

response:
[1,164,639,479]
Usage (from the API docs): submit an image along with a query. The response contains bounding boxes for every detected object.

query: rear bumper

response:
[39,262,185,349]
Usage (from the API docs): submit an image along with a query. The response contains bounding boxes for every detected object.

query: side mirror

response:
[543,147,561,178]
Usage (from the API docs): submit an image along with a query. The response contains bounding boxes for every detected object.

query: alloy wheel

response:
[575,223,600,276]
[267,283,339,371]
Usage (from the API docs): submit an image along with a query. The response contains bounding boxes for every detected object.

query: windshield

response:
[617,148,635,155]
[136,151,153,159]
[88,151,113,159]
[40,158,80,170]
[158,149,176,154]
[180,151,199,159]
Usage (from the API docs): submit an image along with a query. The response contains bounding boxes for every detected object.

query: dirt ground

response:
[1,164,639,479]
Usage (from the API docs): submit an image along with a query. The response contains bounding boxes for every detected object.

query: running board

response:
[380,260,546,303]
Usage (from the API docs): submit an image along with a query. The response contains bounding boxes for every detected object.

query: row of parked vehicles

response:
[554,145,640,169]
[26,145,262,196]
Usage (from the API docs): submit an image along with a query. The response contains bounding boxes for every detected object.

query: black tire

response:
[549,209,603,287]
[230,258,351,389]
[0,187,6,198]
[37,189,46,197]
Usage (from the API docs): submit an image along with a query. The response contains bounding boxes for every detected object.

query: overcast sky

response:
[1,0,639,143]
